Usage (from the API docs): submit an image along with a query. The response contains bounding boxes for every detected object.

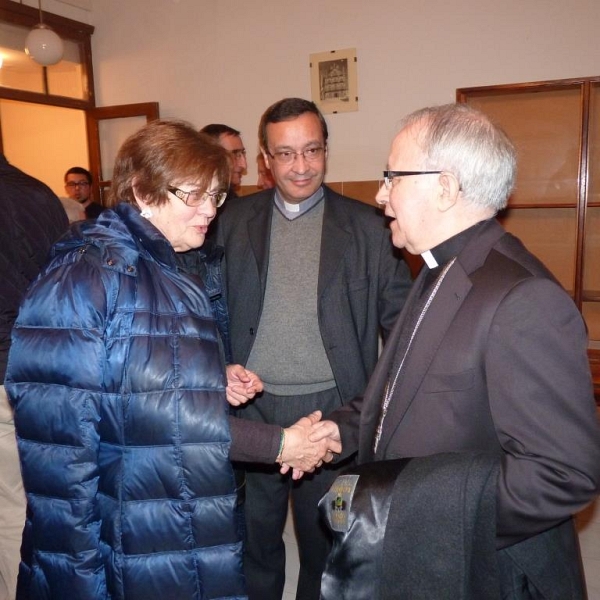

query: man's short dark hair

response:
[259,98,328,152]
[200,124,241,140]
[64,166,92,184]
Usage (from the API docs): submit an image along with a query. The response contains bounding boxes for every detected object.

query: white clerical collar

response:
[284,200,300,212]
[421,250,439,269]
[273,186,324,220]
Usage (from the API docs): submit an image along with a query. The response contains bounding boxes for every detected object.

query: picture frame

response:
[309,48,358,114]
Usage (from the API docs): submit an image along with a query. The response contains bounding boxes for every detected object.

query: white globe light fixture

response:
[24,0,64,66]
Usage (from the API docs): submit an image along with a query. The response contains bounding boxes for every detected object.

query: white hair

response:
[399,103,517,213]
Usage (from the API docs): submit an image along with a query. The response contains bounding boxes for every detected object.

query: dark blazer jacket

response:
[320,453,501,600]
[321,452,588,599]
[332,218,600,547]
[0,154,68,381]
[215,185,412,403]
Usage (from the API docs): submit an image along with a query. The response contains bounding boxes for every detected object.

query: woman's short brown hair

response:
[107,119,231,208]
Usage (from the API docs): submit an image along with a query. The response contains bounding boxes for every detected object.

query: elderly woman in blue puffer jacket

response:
[5,120,338,600]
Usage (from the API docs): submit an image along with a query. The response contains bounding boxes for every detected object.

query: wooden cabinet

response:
[457,77,600,402]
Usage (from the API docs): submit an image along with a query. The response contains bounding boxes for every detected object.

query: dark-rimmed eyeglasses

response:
[65,181,90,188]
[168,186,227,208]
[383,170,442,189]
[267,146,325,166]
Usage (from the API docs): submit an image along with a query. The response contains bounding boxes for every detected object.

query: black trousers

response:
[240,387,351,600]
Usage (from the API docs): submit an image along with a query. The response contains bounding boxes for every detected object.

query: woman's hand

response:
[278,411,342,480]
[225,364,264,406]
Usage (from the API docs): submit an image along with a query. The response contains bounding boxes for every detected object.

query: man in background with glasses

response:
[215,97,412,600]
[64,166,103,219]
[200,123,247,198]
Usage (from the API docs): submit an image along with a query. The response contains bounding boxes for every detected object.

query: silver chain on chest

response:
[373,257,457,453]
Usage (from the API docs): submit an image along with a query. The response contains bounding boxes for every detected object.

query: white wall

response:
[17,0,93,23]
[30,0,600,183]
[16,0,600,181]
[84,0,600,185]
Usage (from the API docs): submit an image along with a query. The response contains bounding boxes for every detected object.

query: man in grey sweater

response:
[215,98,412,600]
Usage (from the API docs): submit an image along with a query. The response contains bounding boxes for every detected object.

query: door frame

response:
[86,102,160,203]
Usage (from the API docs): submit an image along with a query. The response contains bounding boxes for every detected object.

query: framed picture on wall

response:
[309,48,358,114]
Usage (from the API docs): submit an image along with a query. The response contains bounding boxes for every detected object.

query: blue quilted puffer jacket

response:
[5,203,246,600]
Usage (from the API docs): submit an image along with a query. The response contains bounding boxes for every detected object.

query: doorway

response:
[0,99,87,198]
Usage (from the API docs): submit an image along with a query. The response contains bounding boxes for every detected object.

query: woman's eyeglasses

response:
[168,186,227,208]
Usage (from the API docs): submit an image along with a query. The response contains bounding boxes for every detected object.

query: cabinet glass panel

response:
[498,208,577,294]
[466,89,581,207]
[583,303,600,348]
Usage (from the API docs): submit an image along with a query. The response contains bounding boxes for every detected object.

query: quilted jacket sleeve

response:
[6,251,111,599]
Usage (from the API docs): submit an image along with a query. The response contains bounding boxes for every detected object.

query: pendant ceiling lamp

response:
[25,0,64,66]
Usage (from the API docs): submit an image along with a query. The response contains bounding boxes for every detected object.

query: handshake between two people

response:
[278,410,342,480]
[226,364,343,480]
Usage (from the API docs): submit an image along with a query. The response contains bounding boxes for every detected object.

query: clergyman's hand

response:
[309,419,341,446]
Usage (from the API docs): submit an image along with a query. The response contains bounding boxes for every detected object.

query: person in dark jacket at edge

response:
[5,120,339,600]
[0,153,69,600]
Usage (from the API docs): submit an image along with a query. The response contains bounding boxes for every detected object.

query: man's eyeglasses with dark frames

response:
[267,146,325,166]
[65,181,90,188]
[168,186,227,208]
[383,170,442,189]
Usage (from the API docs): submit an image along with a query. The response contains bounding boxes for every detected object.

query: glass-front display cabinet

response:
[457,77,600,402]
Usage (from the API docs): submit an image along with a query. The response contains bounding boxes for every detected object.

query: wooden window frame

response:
[0,0,95,110]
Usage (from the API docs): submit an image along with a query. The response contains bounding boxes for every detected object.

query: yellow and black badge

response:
[321,474,359,532]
